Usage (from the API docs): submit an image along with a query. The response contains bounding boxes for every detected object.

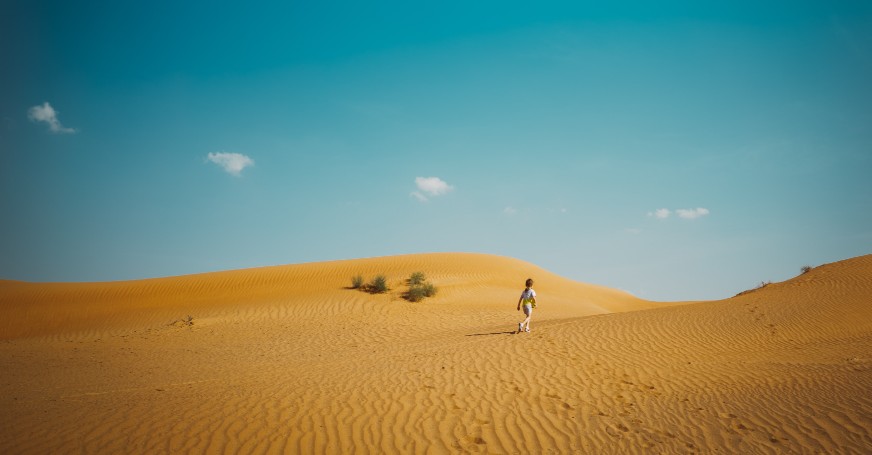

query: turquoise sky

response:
[2,1,871,301]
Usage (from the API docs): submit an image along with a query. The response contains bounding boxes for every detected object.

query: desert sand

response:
[1,252,870,453]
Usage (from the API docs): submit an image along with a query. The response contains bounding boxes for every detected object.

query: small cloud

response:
[504,206,517,215]
[560,208,568,213]
[624,228,642,235]
[649,208,671,219]
[28,102,76,134]
[207,152,254,176]
[676,207,710,219]
[415,176,453,196]
[410,191,428,202]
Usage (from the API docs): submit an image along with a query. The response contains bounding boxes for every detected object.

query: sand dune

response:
[0,253,655,340]
[1,252,870,453]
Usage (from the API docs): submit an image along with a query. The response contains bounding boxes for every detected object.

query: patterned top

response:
[521,288,537,308]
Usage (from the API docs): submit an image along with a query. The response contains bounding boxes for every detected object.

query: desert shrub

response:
[407,285,428,302]
[800,265,813,275]
[369,275,389,293]
[420,282,437,297]
[409,271,426,286]
[351,274,364,289]
[735,280,773,297]
[406,280,437,302]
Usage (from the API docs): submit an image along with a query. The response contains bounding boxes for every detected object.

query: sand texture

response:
[1,252,870,453]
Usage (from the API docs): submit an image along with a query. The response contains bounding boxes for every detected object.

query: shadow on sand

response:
[465,331,517,337]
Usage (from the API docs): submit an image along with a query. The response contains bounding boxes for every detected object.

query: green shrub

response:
[407,285,428,302]
[409,271,426,286]
[420,282,437,297]
[406,282,437,302]
[351,274,364,289]
[369,275,389,293]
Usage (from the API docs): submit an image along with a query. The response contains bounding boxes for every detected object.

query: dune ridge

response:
[1,252,870,453]
[0,252,653,340]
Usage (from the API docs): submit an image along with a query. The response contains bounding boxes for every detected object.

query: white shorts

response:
[523,304,533,316]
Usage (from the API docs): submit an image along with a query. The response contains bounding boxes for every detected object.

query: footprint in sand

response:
[718,412,753,432]
[455,435,486,449]
[643,385,662,396]
[733,422,752,432]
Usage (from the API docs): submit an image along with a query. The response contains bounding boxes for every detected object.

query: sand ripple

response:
[1,253,871,453]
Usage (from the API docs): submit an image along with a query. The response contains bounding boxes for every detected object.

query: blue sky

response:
[2,1,871,301]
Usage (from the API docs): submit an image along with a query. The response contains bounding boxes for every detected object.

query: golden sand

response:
[1,252,870,453]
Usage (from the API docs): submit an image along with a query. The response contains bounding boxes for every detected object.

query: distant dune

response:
[1,252,870,453]
[0,253,660,340]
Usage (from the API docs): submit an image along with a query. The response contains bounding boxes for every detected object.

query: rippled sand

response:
[1,252,870,453]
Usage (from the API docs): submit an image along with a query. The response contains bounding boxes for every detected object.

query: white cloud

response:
[624,228,642,235]
[415,176,453,196]
[649,208,671,219]
[676,207,710,219]
[504,206,517,215]
[28,102,76,134]
[410,191,428,202]
[649,207,711,220]
[207,152,254,176]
